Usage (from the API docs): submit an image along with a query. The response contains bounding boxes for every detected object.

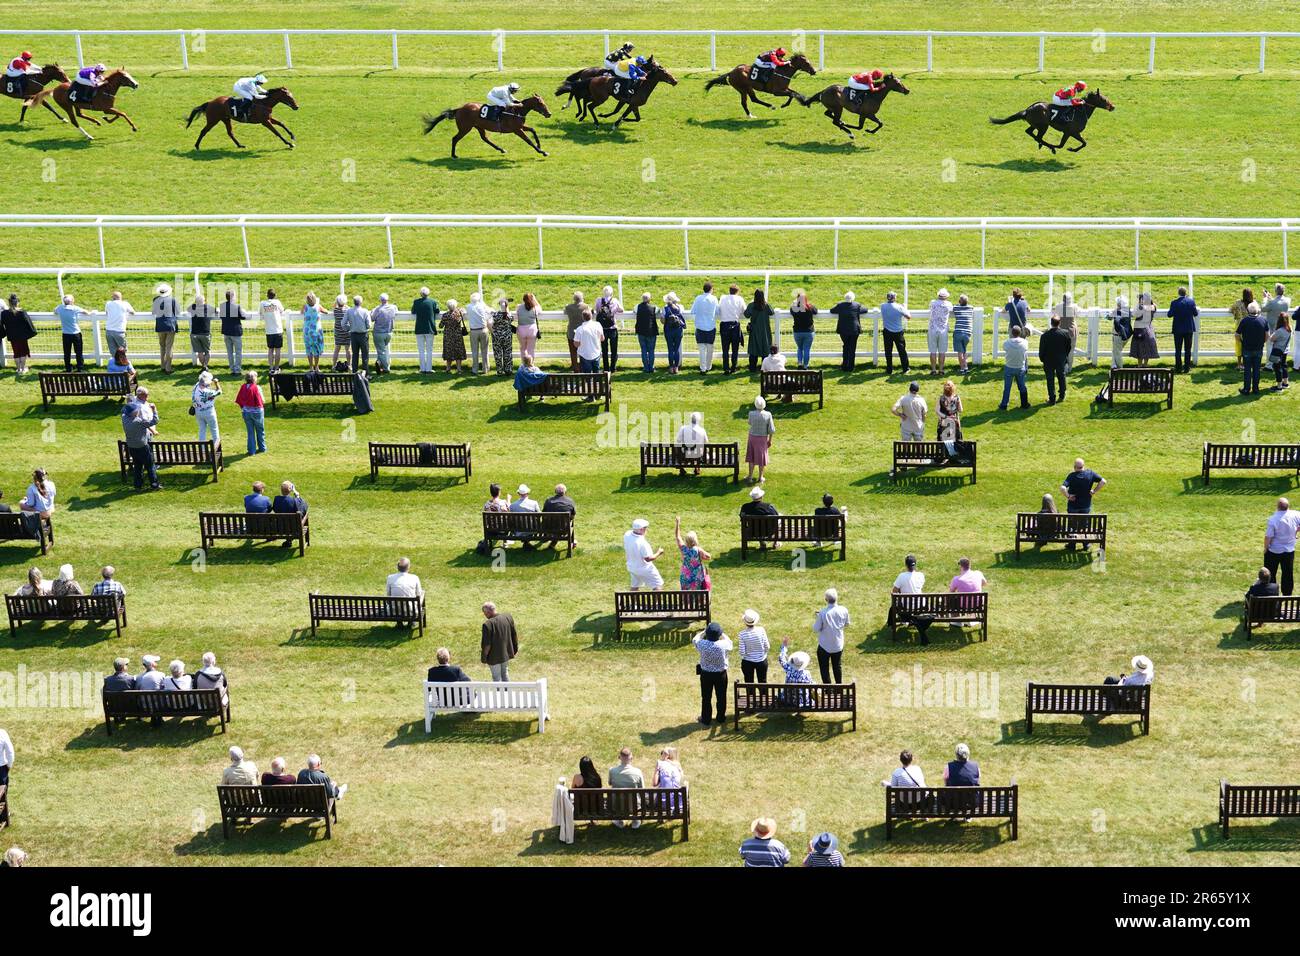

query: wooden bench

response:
[889,592,988,643]
[1096,367,1173,408]
[761,369,823,408]
[424,678,549,733]
[733,681,857,730]
[1219,780,1300,839]
[309,593,425,637]
[885,782,1018,840]
[1203,442,1300,485]
[269,371,358,407]
[516,371,610,411]
[218,783,336,840]
[39,371,133,410]
[740,513,846,560]
[568,784,690,841]
[368,441,471,481]
[1244,594,1300,639]
[640,442,738,483]
[481,510,574,556]
[103,687,230,736]
[199,511,310,557]
[118,439,222,484]
[0,512,53,555]
[892,440,977,483]
[6,593,126,639]
[1025,681,1150,735]
[614,589,710,640]
[1014,512,1107,555]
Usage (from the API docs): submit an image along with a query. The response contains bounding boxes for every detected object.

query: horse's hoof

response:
[540,151,549,157]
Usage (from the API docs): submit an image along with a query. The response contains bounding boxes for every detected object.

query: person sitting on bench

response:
[943,743,980,786]
[889,554,931,645]
[1089,654,1154,723]
[297,753,347,800]
[272,480,307,516]
[103,657,135,692]
[261,756,295,786]
[1247,566,1281,601]
[427,647,471,684]
[243,481,271,514]
[386,556,424,627]
[221,745,258,786]
[14,567,50,597]
[740,486,779,548]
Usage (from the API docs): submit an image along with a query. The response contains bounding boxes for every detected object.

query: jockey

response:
[5,51,37,77]
[232,74,268,101]
[846,69,885,93]
[486,81,522,110]
[1051,80,1087,108]
[601,42,635,72]
[753,47,789,70]
[614,55,647,82]
[74,63,106,88]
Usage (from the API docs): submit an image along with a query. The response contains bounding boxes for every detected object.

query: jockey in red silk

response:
[754,47,790,69]
[5,51,37,77]
[1052,80,1087,108]
[846,69,885,93]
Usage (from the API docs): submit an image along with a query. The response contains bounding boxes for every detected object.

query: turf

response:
[1,0,1299,867]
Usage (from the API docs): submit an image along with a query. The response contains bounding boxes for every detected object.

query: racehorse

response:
[703,52,817,117]
[2,63,69,123]
[800,73,910,139]
[990,89,1115,153]
[570,56,677,126]
[25,68,138,139]
[422,94,551,158]
[185,87,300,150]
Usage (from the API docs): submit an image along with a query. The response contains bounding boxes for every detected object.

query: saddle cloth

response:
[230,97,256,122]
[1049,105,1079,125]
[845,86,866,106]
[69,82,98,105]
[478,103,515,123]
[3,75,27,97]
[610,77,641,102]
[748,63,776,84]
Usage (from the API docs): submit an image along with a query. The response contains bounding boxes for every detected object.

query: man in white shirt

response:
[135,654,165,691]
[0,725,12,787]
[812,587,850,683]
[103,290,135,356]
[891,381,927,441]
[345,295,372,375]
[623,518,663,590]
[465,292,492,374]
[510,484,540,513]
[574,311,605,375]
[690,282,720,373]
[385,556,425,629]
[890,554,930,643]
[221,745,258,786]
[1264,496,1300,596]
[883,749,925,788]
[999,326,1031,411]
[259,291,285,372]
[675,411,708,473]
[717,284,746,374]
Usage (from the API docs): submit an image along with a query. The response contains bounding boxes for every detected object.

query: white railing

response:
[3,215,1297,272]
[1,28,1296,74]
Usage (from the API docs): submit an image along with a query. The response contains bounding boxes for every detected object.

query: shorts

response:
[927,328,948,353]
[266,334,284,349]
[190,333,212,354]
[952,331,971,353]
[629,565,664,589]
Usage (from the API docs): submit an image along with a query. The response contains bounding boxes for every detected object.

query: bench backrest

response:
[119,439,217,468]
[425,679,546,712]
[525,373,608,396]
[1204,442,1300,469]
[641,442,737,467]
[570,785,689,821]
[762,369,821,392]
[892,592,988,617]
[41,371,131,395]
[310,594,422,620]
[741,513,845,540]
[103,688,225,717]
[482,511,573,535]
[1026,682,1149,714]
[369,442,468,468]
[1016,513,1107,535]
[894,440,977,462]
[0,513,47,543]
[1245,594,1300,623]
[1220,781,1300,818]
[614,590,711,616]
[735,682,855,711]
[1110,368,1172,392]
[217,783,330,814]
[886,784,1017,817]
[7,593,121,619]
[200,512,305,537]
[276,373,354,395]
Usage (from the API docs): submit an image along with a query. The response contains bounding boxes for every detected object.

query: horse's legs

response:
[75,108,102,127]
[515,126,547,156]
[261,120,293,148]
[1066,131,1087,152]
[864,115,884,134]
[449,126,467,157]
[824,105,853,139]
[103,108,138,132]
[63,101,91,139]
[749,92,776,109]
[476,127,506,153]
[268,116,295,141]
[597,101,623,118]
[614,105,638,127]
[222,117,245,148]
[194,118,218,149]
[42,98,66,123]
[1026,124,1055,153]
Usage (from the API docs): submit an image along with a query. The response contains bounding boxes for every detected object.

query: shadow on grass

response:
[729,399,818,420]
[849,820,1012,853]
[66,470,212,512]
[1218,623,1300,649]
[684,116,781,132]
[965,158,1077,173]
[268,401,360,418]
[959,404,1042,428]
[1189,820,1300,853]
[989,546,1094,569]
[64,719,222,751]
[997,719,1144,746]
[517,824,681,857]
[448,373,507,389]
[3,135,95,152]
[1190,392,1267,413]
[1181,474,1297,495]
[854,471,972,495]
[282,625,419,649]
[1085,401,1167,419]
[444,544,574,568]
[550,121,633,145]
[4,619,118,649]
[770,138,864,154]
[175,542,302,566]
[708,546,841,569]
[402,154,519,171]
[385,717,537,746]
[346,473,468,492]
[857,624,983,653]
[175,821,328,856]
[20,399,124,420]
[722,714,855,739]
[488,400,605,423]
[612,473,741,498]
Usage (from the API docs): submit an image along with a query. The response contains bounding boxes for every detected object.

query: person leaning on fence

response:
[718,284,745,374]
[489,295,515,376]
[370,292,397,375]
[1130,291,1158,366]
[927,288,953,376]
[465,291,491,375]
[594,286,623,373]
[412,287,441,374]
[574,308,604,376]
[439,299,467,373]
[188,293,218,370]
[1053,291,1078,375]
[563,291,586,371]
[1110,294,1132,370]
[53,293,90,372]
[103,289,135,358]
[662,292,686,373]
[831,290,867,372]
[331,293,350,371]
[259,288,286,374]
[635,292,660,374]
[1167,286,1198,374]
[1235,300,1269,396]
[152,283,181,375]
[514,291,540,365]
[879,290,912,375]
[346,294,373,375]
[1,293,36,376]
[219,289,248,375]
[951,293,974,375]
[790,290,818,370]
[745,289,774,373]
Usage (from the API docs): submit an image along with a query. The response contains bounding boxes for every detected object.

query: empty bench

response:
[892,441,977,483]
[482,511,575,556]
[640,442,739,483]
[424,678,549,733]
[1025,681,1150,735]
[310,593,425,637]
[733,681,857,730]
[270,372,358,407]
[568,784,690,841]
[761,369,823,408]
[118,438,222,484]
[740,513,846,560]
[0,513,53,555]
[1244,594,1300,639]
[103,687,230,736]
[218,783,336,840]
[614,589,710,640]
[1014,513,1107,555]
[369,441,471,481]
[889,592,988,643]
[7,593,126,639]
[1096,367,1173,408]
[1219,781,1300,839]
[199,512,310,557]
[1203,442,1300,485]
[516,372,611,411]
[885,783,1018,840]
[39,371,133,410]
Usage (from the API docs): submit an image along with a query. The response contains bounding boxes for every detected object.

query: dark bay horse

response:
[422,94,551,157]
[27,69,138,139]
[186,87,299,150]
[801,73,910,139]
[704,53,817,116]
[578,57,677,126]
[990,89,1115,153]
[3,64,69,122]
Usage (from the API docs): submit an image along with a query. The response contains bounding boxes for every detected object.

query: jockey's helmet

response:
[507,81,520,92]
[1074,80,1087,92]
[774,47,787,57]
[254,73,267,84]
[635,55,647,66]
[92,63,105,72]
[19,51,32,61]
[870,68,884,81]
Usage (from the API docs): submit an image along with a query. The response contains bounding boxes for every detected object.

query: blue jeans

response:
[664,327,683,368]
[579,356,600,373]
[638,334,658,372]
[1000,366,1028,408]
[242,407,266,454]
[793,331,814,367]
[373,330,392,371]
[1243,349,1263,392]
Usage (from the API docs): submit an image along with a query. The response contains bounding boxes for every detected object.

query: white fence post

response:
[339,270,347,296]
[1148,35,1156,73]
[239,217,251,268]
[392,31,400,70]
[180,31,189,70]
[1134,219,1141,270]
[91,314,104,366]
[926,33,934,71]
[682,220,690,270]
[74,33,84,68]
[832,219,840,269]
[1087,309,1099,365]
[902,270,909,308]
[1284,220,1289,270]
[1259,34,1267,72]
[603,33,610,59]
[283,32,293,69]
[96,217,106,268]
[497,31,505,71]
[384,216,395,268]
[537,216,545,269]
[980,219,987,269]
[1037,34,1045,72]
[710,33,717,71]
[818,32,825,71]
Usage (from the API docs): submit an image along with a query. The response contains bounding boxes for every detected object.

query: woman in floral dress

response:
[301,292,326,372]
[439,298,467,373]
[652,746,684,812]
[674,516,712,590]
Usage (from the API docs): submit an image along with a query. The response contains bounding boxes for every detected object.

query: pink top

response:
[949,570,986,593]
[235,383,264,410]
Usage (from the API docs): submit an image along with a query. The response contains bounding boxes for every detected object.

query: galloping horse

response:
[26,69,139,139]
[422,94,551,158]
[574,56,677,126]
[185,87,300,150]
[801,73,910,139]
[704,52,817,117]
[990,89,1115,153]
[3,63,69,123]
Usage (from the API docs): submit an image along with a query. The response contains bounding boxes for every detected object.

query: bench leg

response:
[222,812,230,839]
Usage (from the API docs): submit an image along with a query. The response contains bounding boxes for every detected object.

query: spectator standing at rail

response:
[745,289,774,373]
[594,285,623,373]
[950,293,974,376]
[371,292,398,375]
[690,281,719,374]
[300,292,326,373]
[465,291,492,375]
[2,294,36,377]
[219,289,248,375]
[661,292,686,374]
[259,288,286,374]
[53,294,90,372]
[153,283,181,375]
[1235,300,1269,396]
[788,291,817,370]
[331,293,350,371]
[1167,286,1198,374]
[564,291,585,371]
[103,290,135,358]
[634,292,659,373]
[717,284,746,374]
[346,294,373,375]
[514,292,539,365]
[880,291,911,375]
[927,288,952,377]
[188,293,218,370]
[412,287,441,374]
[831,291,867,372]
[1269,312,1291,390]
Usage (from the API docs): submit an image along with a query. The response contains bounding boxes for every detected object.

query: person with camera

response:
[191,369,221,447]
[120,385,161,492]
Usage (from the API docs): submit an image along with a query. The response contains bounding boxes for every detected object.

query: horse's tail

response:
[184,102,207,128]
[554,79,574,97]
[562,69,585,84]
[799,86,831,107]
[703,71,731,92]
[989,109,1026,125]
[422,109,455,135]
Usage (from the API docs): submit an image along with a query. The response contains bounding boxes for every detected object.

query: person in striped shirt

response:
[739,817,789,867]
[90,565,125,598]
[802,831,845,867]
[951,293,974,375]
[331,294,350,371]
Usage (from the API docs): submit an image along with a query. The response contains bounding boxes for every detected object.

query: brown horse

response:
[185,87,300,150]
[3,64,69,122]
[704,53,817,117]
[801,73,910,139]
[26,69,138,139]
[579,56,677,126]
[990,89,1115,153]
[422,94,551,157]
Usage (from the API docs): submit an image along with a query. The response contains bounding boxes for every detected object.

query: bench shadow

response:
[1219,625,1300,649]
[613,473,740,498]
[268,402,360,418]
[589,622,695,648]
[449,374,508,389]
[488,401,604,422]
[857,625,981,653]
[989,547,1094,569]
[729,400,818,420]
[517,824,679,857]
[997,719,1143,747]
[64,719,221,751]
[855,471,972,495]
[173,542,302,566]
[1180,474,1297,495]
[708,546,841,569]
[5,619,117,649]
[174,821,327,856]
[282,625,418,649]
[1086,402,1166,419]
[384,717,536,746]
[1188,820,1300,852]
[346,474,467,492]
[849,820,1011,853]
[444,544,574,568]
[720,715,854,740]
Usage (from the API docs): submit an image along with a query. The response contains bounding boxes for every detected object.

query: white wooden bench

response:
[424,678,549,733]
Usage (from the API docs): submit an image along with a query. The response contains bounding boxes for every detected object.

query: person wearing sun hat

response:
[623,518,664,591]
[1090,655,1154,723]
[692,621,732,725]
[737,609,770,683]
[776,635,814,708]
[739,816,790,867]
[802,831,845,867]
